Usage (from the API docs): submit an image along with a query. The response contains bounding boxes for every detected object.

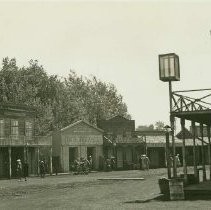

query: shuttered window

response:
[0,119,4,137]
[11,120,19,136]
[25,121,32,137]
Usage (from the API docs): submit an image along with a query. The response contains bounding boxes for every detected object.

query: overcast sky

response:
[0,1,211,129]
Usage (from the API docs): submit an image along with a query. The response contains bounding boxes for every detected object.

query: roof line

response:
[60,120,104,133]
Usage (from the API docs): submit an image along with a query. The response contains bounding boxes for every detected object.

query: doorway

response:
[0,147,9,178]
[87,147,96,169]
[69,147,78,171]
[11,147,24,177]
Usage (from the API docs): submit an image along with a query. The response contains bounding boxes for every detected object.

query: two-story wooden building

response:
[97,116,145,170]
[0,103,52,178]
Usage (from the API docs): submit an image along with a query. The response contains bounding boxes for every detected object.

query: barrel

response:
[169,178,184,200]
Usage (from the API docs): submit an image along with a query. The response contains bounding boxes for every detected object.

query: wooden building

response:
[137,129,208,169]
[52,120,104,172]
[97,116,145,170]
[0,103,52,178]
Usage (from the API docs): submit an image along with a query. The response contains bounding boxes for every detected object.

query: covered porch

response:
[0,135,52,179]
[169,88,211,198]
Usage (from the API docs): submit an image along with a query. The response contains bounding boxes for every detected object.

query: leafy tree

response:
[155,121,165,131]
[136,124,154,131]
[0,58,130,134]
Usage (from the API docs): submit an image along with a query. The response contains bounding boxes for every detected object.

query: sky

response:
[0,1,211,130]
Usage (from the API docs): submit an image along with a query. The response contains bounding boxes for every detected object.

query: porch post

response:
[24,147,27,162]
[207,125,211,180]
[37,147,40,175]
[191,121,197,179]
[165,131,171,179]
[200,124,206,181]
[144,135,147,155]
[50,147,53,175]
[181,118,187,182]
[170,115,177,177]
[8,147,11,179]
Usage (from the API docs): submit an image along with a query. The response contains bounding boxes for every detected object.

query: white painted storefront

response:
[52,120,104,172]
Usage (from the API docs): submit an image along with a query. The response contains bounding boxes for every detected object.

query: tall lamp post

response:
[159,53,180,178]
[164,125,172,179]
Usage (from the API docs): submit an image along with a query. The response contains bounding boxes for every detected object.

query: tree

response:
[0,58,130,134]
[136,124,154,131]
[155,121,165,131]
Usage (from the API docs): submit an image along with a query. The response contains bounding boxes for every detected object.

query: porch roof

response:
[172,110,211,125]
[145,135,208,148]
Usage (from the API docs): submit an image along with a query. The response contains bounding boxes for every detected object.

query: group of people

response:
[16,159,28,181]
[169,154,181,168]
[73,156,93,175]
[139,154,150,170]
[16,158,47,181]
[105,156,116,171]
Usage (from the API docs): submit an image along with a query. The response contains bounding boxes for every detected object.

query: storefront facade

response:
[0,103,52,178]
[52,120,104,172]
[98,115,145,170]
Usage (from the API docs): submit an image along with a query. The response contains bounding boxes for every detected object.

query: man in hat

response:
[16,159,22,181]
[175,154,181,167]
[88,155,93,171]
[141,154,150,170]
[39,160,45,178]
[23,161,29,181]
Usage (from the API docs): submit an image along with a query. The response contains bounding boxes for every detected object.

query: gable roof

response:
[60,120,104,133]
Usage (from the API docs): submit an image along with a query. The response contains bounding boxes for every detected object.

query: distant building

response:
[189,125,211,137]
[0,103,52,178]
[97,115,145,170]
[52,120,104,172]
[135,130,166,168]
[139,128,209,168]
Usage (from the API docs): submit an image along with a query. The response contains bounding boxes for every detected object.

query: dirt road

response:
[0,169,210,210]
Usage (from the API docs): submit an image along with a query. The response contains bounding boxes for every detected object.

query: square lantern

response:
[159,53,180,82]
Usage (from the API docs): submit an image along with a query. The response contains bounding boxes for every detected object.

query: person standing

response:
[111,156,116,170]
[88,155,93,171]
[139,155,143,170]
[145,155,150,170]
[141,154,150,170]
[39,160,45,178]
[175,154,181,167]
[16,159,22,181]
[23,161,29,181]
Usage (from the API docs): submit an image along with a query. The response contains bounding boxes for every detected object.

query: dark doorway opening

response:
[69,147,78,171]
[0,147,9,178]
[11,147,24,177]
[87,147,96,169]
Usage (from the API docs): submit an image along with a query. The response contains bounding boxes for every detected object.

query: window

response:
[25,121,33,137]
[0,119,4,137]
[11,120,19,136]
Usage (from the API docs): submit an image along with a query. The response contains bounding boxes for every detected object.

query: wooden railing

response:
[172,89,211,113]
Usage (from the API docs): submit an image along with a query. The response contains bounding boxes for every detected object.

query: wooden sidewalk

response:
[184,181,211,198]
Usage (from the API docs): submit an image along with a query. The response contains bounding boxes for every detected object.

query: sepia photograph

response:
[0,0,211,209]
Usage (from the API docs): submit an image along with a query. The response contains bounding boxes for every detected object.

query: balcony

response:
[0,135,52,146]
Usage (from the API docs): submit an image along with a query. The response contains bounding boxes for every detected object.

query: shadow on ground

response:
[124,194,211,204]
